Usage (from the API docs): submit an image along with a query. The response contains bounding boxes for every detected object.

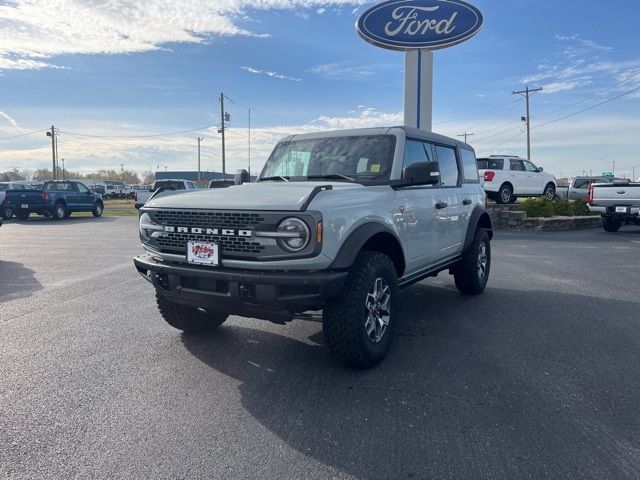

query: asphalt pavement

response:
[1,216,639,479]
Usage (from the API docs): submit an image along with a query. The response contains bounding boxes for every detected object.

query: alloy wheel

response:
[364,277,391,343]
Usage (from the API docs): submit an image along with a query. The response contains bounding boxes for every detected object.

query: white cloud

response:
[309,61,389,81]
[316,7,326,14]
[0,111,20,129]
[555,34,612,52]
[240,66,301,82]
[0,0,368,71]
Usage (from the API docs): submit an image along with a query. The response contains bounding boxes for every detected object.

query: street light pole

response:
[197,137,204,183]
[513,85,543,160]
[47,126,56,180]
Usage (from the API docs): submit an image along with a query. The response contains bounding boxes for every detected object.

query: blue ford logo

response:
[357,0,483,51]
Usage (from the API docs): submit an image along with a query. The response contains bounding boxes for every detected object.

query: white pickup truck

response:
[587,180,640,232]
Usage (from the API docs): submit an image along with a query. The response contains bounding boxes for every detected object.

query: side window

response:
[460,148,479,182]
[77,183,90,194]
[435,145,460,187]
[510,160,526,171]
[403,139,434,171]
[523,161,538,172]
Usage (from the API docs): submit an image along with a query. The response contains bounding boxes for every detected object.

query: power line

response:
[0,128,49,141]
[436,97,524,126]
[532,85,640,130]
[59,125,216,139]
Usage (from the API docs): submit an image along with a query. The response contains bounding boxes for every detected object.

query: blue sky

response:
[1,0,639,179]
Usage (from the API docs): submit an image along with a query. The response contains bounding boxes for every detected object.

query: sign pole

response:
[404,50,433,131]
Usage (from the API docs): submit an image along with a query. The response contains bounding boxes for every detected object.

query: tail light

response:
[587,185,594,205]
[41,192,49,201]
[484,171,496,182]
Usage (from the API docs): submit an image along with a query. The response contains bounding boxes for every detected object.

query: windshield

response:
[260,135,396,183]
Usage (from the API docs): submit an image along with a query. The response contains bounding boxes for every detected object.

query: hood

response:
[144,181,364,211]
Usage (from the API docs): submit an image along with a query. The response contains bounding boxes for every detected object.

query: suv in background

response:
[134,127,493,368]
[478,155,556,204]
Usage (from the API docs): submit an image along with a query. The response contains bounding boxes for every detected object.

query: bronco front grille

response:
[151,210,264,229]
[156,233,265,255]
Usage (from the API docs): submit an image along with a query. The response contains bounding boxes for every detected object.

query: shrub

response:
[553,199,574,216]
[522,197,555,218]
[572,198,589,216]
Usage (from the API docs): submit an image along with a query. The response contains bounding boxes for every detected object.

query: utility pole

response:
[457,132,474,144]
[197,136,204,183]
[219,93,226,179]
[61,158,65,180]
[120,163,126,182]
[47,126,56,180]
[513,85,543,160]
[248,109,251,178]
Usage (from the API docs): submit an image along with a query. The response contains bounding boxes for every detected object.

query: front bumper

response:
[133,254,348,322]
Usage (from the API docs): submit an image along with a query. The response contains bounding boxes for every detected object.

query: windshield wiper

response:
[258,176,290,182]
[306,174,355,183]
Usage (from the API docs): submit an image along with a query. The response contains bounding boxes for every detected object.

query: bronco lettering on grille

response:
[163,226,252,237]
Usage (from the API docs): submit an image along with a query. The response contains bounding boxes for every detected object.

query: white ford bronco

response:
[134,127,493,368]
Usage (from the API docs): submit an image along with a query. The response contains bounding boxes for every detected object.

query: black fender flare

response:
[330,222,405,275]
[463,207,493,252]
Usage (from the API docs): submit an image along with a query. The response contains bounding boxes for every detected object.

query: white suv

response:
[478,156,556,204]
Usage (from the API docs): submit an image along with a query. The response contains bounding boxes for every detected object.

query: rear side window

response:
[155,181,186,191]
[477,158,504,170]
[435,145,460,187]
[460,148,479,182]
[510,159,526,171]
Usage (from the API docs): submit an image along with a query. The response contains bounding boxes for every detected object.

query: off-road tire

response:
[16,211,30,221]
[2,206,13,220]
[453,228,491,295]
[92,202,104,218]
[156,292,228,334]
[602,216,622,233]
[544,183,556,201]
[323,251,400,369]
[52,202,66,221]
[497,184,515,204]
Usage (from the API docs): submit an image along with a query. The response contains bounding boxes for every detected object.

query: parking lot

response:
[1,217,640,479]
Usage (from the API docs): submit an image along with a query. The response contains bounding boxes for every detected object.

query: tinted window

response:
[477,158,504,170]
[523,160,538,172]
[0,184,8,191]
[77,183,90,194]
[435,145,460,187]
[154,181,186,191]
[403,139,435,170]
[460,148,479,182]
[44,182,73,191]
[510,159,526,171]
[573,179,590,189]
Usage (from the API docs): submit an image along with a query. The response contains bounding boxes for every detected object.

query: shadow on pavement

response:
[0,261,43,304]
[181,283,640,479]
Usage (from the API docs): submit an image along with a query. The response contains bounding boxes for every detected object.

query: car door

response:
[434,144,465,253]
[509,159,529,194]
[399,139,449,271]
[62,182,79,208]
[523,160,546,195]
[76,183,94,209]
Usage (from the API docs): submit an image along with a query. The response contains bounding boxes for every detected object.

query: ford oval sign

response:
[357,0,483,51]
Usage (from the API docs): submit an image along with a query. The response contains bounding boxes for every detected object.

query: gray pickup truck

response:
[588,180,640,232]
[134,127,493,367]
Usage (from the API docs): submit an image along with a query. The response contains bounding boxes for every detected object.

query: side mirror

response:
[403,161,440,186]
[537,167,544,172]
[235,169,250,185]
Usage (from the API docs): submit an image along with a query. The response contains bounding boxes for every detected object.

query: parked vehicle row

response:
[588,179,640,232]
[4,181,104,221]
[478,155,557,204]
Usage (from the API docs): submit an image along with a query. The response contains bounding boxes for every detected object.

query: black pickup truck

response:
[5,181,104,221]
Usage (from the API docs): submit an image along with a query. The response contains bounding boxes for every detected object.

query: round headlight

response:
[277,218,310,252]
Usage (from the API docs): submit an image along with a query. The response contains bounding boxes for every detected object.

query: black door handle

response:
[463,199,472,205]
[435,202,448,210]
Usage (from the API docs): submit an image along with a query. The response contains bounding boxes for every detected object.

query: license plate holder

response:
[615,206,628,213]
[21,204,29,209]
[187,241,219,266]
